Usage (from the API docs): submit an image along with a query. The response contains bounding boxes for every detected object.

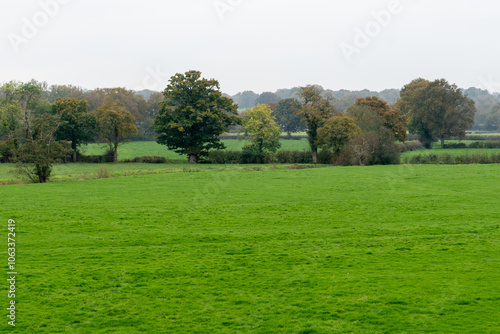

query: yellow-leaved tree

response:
[95,100,137,162]
[242,104,281,164]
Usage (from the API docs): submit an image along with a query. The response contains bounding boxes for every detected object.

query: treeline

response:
[0,73,483,183]
[229,86,500,131]
[23,82,163,140]
[0,80,157,182]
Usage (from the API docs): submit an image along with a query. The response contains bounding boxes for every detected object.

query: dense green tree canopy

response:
[53,98,96,162]
[348,96,407,142]
[274,98,304,136]
[317,115,360,156]
[152,70,240,163]
[485,103,500,131]
[242,104,281,163]
[398,79,476,148]
[255,92,282,105]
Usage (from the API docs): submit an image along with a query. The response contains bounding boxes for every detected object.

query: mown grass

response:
[1,165,499,333]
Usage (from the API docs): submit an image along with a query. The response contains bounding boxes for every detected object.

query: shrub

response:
[124,156,167,163]
[484,141,500,149]
[241,149,258,164]
[80,149,114,163]
[343,129,400,166]
[207,150,229,164]
[468,142,483,149]
[318,150,334,165]
[276,151,313,164]
[406,152,500,165]
[398,141,424,152]
[95,166,112,178]
[443,143,467,149]
[0,139,16,163]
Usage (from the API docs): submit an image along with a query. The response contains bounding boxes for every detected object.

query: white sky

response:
[1,0,500,95]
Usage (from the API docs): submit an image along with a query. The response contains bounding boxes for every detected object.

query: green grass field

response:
[1,165,499,333]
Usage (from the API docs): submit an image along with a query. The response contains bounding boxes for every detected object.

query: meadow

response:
[1,165,499,333]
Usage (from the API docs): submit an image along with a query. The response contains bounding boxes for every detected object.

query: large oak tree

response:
[152,70,240,163]
[273,98,304,137]
[398,79,476,148]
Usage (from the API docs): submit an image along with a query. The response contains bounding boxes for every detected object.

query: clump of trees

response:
[0,80,140,182]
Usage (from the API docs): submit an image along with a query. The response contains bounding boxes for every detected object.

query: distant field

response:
[1,165,499,332]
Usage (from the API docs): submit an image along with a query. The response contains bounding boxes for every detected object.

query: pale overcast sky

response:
[1,0,499,95]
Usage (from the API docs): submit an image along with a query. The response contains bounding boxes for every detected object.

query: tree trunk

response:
[114,128,119,163]
[113,144,118,163]
[312,150,318,164]
[440,138,445,149]
[71,142,77,163]
[188,154,198,164]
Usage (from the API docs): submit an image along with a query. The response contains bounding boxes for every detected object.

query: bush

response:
[443,142,467,149]
[318,150,334,164]
[405,152,500,165]
[206,150,257,164]
[0,139,16,163]
[241,150,259,164]
[208,150,314,164]
[123,156,167,163]
[276,151,313,164]
[207,150,229,164]
[95,166,112,178]
[343,129,400,166]
[398,141,424,153]
[80,149,114,163]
